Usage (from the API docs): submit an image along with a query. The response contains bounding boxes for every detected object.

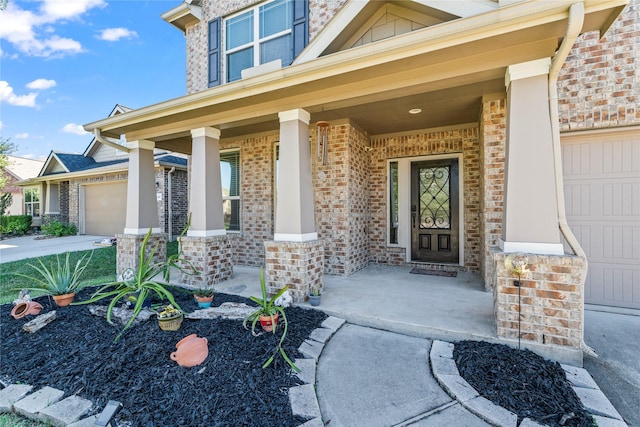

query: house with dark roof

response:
[20,105,189,238]
[1,156,45,219]
[82,0,639,359]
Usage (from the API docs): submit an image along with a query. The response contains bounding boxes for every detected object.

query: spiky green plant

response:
[242,267,299,372]
[15,251,93,296]
[74,228,192,341]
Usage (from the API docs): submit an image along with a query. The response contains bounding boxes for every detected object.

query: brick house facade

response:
[85,0,637,354]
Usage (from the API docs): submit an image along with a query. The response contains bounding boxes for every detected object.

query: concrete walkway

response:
[0,235,110,264]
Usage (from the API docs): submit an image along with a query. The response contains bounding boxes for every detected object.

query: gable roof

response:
[295,0,498,64]
[84,104,133,158]
[4,156,45,180]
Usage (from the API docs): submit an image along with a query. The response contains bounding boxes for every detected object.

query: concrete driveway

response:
[0,234,111,264]
[583,307,640,426]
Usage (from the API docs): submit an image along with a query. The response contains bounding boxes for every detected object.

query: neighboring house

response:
[1,156,45,220]
[83,0,639,356]
[19,105,190,238]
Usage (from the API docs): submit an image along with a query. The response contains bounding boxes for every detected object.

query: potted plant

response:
[193,287,214,308]
[156,304,183,331]
[309,286,321,307]
[74,227,197,341]
[243,267,299,372]
[15,251,93,307]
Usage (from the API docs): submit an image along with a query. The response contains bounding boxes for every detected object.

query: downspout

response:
[93,129,130,153]
[548,2,597,357]
[167,167,176,241]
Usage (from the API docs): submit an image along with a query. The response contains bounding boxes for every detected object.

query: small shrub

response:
[41,219,77,237]
[0,215,32,235]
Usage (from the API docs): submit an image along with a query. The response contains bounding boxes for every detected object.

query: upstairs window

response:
[208,0,308,87]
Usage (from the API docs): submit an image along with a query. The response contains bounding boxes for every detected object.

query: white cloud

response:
[0,81,38,107]
[0,0,106,58]
[62,123,89,136]
[97,27,138,42]
[26,79,57,90]
[15,133,29,139]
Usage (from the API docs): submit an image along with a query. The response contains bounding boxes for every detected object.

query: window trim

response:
[220,149,241,232]
[24,186,41,218]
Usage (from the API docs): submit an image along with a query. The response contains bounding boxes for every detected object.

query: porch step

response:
[405,262,468,272]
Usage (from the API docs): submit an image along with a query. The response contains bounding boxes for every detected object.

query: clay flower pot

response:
[170,334,208,367]
[194,295,213,309]
[52,293,75,307]
[259,313,279,332]
[10,301,44,319]
[158,314,183,331]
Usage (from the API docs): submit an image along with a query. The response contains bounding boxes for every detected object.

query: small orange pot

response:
[10,301,43,319]
[259,313,279,332]
[194,295,213,308]
[53,293,75,307]
[170,334,208,367]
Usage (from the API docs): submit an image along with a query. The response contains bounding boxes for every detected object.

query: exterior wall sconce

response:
[316,121,329,166]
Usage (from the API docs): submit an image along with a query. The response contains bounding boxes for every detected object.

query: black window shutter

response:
[208,17,221,87]
[292,0,308,59]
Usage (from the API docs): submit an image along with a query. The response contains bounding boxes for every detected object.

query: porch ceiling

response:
[84,0,627,154]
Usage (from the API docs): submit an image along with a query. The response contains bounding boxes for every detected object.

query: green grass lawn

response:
[0,241,179,305]
[0,413,45,427]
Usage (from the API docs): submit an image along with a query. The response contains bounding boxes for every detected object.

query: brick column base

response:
[179,235,233,287]
[116,233,167,277]
[492,248,587,349]
[264,240,324,303]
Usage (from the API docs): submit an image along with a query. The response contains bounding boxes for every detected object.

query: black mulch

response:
[454,341,593,427]
[0,288,328,427]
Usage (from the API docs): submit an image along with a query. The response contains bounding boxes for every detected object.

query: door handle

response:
[412,213,416,228]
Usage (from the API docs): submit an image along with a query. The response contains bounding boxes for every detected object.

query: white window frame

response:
[24,186,41,218]
[225,0,293,83]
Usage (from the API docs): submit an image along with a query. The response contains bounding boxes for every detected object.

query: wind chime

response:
[316,121,329,166]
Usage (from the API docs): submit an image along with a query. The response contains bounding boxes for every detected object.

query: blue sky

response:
[0,0,186,160]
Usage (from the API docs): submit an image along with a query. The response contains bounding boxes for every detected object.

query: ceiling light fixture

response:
[409,108,422,114]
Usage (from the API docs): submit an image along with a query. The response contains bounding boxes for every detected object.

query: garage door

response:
[562,131,640,309]
[84,182,127,236]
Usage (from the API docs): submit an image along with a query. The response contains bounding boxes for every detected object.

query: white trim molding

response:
[124,227,163,235]
[274,232,318,242]
[278,109,310,124]
[187,229,227,237]
[505,57,551,88]
[127,140,155,151]
[499,239,565,255]
[191,127,221,139]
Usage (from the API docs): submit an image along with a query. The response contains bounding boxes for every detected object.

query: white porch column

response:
[501,58,563,255]
[187,127,226,237]
[124,139,160,234]
[275,108,317,241]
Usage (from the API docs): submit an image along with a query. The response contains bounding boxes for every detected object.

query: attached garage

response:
[562,128,640,310]
[81,182,127,236]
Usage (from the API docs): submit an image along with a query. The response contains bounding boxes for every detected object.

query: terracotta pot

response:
[52,293,75,307]
[259,313,279,332]
[10,301,44,319]
[194,295,213,309]
[170,334,209,367]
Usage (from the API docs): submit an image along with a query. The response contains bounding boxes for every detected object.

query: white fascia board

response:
[415,0,498,18]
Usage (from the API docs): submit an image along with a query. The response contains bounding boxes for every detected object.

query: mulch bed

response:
[0,288,327,427]
[454,341,593,427]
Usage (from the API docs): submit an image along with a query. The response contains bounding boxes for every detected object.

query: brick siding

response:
[116,233,167,277]
[493,250,587,348]
[558,0,640,130]
[264,240,324,302]
[179,235,233,286]
[480,98,507,290]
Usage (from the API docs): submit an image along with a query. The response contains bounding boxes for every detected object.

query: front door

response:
[411,159,459,263]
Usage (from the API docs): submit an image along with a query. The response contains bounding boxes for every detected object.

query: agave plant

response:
[243,267,299,372]
[16,251,93,296]
[75,228,195,341]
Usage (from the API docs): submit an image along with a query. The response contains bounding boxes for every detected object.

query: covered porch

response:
[209,264,581,364]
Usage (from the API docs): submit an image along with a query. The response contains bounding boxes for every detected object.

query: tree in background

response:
[0,137,16,191]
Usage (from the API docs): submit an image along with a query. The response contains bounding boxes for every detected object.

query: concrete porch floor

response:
[213,264,497,345]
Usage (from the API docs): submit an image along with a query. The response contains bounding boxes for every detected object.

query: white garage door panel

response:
[84,182,127,236]
[563,134,640,309]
